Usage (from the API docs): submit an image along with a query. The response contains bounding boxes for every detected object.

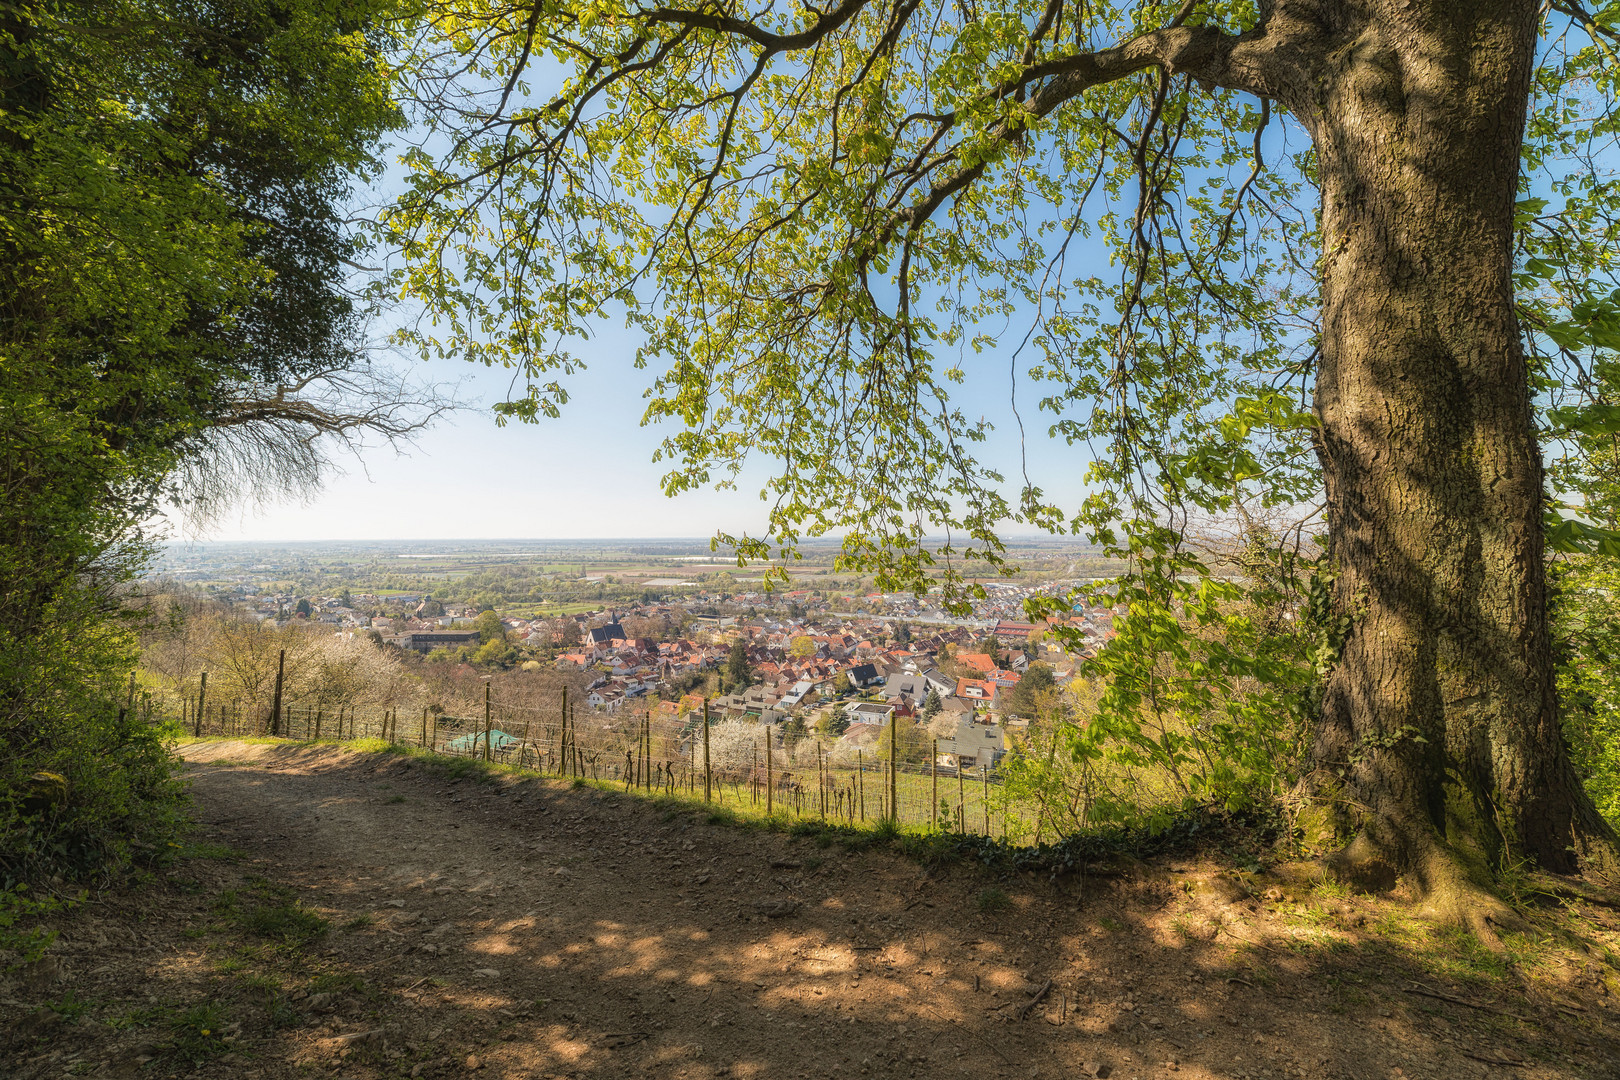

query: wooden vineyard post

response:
[818,742,826,821]
[932,739,938,830]
[958,764,965,834]
[559,687,568,777]
[702,699,711,804]
[483,683,493,762]
[983,764,990,835]
[888,714,898,823]
[858,751,865,821]
[765,732,773,816]
[314,708,322,740]
[269,649,286,736]
[194,672,207,738]
[422,706,429,747]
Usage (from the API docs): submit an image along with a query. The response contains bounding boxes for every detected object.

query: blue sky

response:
[204,312,1098,542]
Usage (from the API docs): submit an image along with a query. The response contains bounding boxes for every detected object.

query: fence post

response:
[858,750,864,821]
[270,649,286,736]
[932,738,938,830]
[983,763,990,834]
[562,706,570,777]
[702,699,711,803]
[818,742,826,820]
[483,684,493,762]
[765,731,773,816]
[888,713,898,823]
[958,764,965,834]
[194,672,207,738]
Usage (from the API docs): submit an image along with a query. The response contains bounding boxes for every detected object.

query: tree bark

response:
[1277,1,1618,892]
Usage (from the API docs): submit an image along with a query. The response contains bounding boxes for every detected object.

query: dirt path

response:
[4,741,1617,1080]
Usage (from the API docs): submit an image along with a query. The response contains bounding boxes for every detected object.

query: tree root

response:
[1415,876,1524,953]
[1324,834,1524,953]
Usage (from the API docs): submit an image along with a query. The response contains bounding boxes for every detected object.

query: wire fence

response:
[149,680,1016,837]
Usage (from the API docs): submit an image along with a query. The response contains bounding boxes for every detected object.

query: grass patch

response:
[165,1002,231,1066]
[236,972,283,996]
[309,971,367,996]
[48,990,91,1019]
[343,914,375,931]
[214,880,328,945]
[976,886,1011,913]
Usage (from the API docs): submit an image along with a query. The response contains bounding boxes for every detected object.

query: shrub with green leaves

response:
[0,1,404,898]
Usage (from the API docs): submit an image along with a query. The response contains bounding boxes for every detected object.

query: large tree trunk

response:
[1295,1,1617,900]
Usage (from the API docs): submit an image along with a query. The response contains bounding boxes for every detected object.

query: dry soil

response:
[3,740,1618,1080]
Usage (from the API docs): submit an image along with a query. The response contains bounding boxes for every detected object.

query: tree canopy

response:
[383,1,1620,899]
[0,0,409,883]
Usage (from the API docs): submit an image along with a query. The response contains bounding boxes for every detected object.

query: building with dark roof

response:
[587,622,627,645]
[848,662,881,687]
[392,630,481,654]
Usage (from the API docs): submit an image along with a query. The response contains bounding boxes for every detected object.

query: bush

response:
[0,596,187,889]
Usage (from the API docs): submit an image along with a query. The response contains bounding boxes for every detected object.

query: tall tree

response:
[727,641,754,687]
[387,0,1620,922]
[0,0,409,880]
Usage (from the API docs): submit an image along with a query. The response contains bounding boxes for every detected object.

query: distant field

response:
[522,601,605,616]
[148,537,1126,602]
